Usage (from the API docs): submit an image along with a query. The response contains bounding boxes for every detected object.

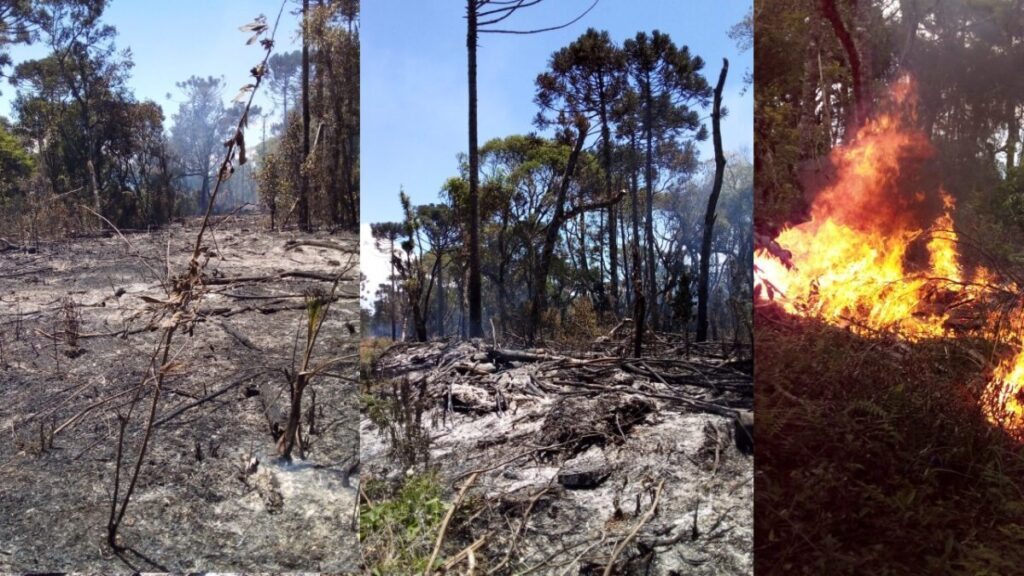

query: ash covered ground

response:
[0,217,360,572]
[361,335,753,575]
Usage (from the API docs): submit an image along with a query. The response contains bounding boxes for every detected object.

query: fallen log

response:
[201,270,355,285]
[284,239,355,253]
[0,238,35,253]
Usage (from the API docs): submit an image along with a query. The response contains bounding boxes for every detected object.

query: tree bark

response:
[467,1,483,338]
[528,119,589,343]
[821,0,865,130]
[298,0,311,231]
[630,133,644,354]
[277,374,308,461]
[600,92,619,316]
[643,82,658,331]
[697,59,729,343]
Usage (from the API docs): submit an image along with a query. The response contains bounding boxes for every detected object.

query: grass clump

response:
[755,308,1024,575]
[360,336,393,382]
[360,473,446,575]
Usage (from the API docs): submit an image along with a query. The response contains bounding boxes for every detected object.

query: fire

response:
[989,348,1024,430]
[755,76,1024,433]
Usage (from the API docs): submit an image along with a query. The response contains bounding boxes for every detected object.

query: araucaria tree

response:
[368,24,752,350]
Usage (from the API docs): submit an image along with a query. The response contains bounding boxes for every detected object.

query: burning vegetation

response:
[756,0,1024,573]
[756,77,1024,434]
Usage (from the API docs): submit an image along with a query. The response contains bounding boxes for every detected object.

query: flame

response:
[989,348,1024,431]
[755,76,1024,433]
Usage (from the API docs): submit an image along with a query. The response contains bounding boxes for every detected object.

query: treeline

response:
[0,0,358,239]
[257,0,360,231]
[757,0,1024,254]
[367,27,753,348]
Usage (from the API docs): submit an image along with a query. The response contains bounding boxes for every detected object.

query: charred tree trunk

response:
[389,252,397,341]
[643,91,658,331]
[620,195,632,309]
[87,159,101,217]
[436,260,445,337]
[698,59,729,343]
[600,97,619,315]
[821,0,866,130]
[630,133,645,354]
[528,119,589,343]
[467,1,483,339]
[278,374,308,461]
[298,0,312,231]
[199,172,211,215]
[412,301,428,342]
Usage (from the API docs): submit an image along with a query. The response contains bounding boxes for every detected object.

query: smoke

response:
[803,77,946,239]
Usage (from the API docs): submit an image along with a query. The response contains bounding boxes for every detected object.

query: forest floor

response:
[0,216,360,573]
[755,305,1024,575]
[360,332,754,575]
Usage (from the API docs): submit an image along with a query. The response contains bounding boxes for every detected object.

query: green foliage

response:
[0,121,33,200]
[359,337,393,382]
[1001,166,1024,232]
[360,473,446,575]
[756,312,1024,575]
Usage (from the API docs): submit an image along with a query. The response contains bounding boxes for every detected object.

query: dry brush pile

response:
[360,331,753,575]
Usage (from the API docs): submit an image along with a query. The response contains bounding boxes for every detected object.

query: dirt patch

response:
[0,216,360,572]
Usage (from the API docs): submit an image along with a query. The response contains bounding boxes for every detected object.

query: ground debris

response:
[361,334,752,575]
[0,217,359,572]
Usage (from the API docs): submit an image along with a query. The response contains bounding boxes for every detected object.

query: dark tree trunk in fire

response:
[821,0,866,130]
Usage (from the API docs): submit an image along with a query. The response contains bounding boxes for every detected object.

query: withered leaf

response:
[233,84,255,103]
[239,15,268,45]
[238,15,268,32]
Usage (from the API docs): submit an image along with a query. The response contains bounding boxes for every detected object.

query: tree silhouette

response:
[464,0,600,339]
[697,58,728,343]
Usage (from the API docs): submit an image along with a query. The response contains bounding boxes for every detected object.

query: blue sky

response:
[0,0,303,123]
[362,1,752,225]
[360,0,753,302]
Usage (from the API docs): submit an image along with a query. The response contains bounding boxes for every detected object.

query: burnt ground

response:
[0,216,360,573]
[361,335,754,575]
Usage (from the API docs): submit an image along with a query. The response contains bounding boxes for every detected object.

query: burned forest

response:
[755,0,1024,574]
[360,3,754,574]
[1,1,360,572]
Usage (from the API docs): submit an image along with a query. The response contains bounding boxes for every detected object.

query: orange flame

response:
[755,76,1023,433]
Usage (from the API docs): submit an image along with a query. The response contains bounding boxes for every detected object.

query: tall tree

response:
[697,58,728,343]
[266,50,301,131]
[298,0,311,231]
[622,30,711,332]
[12,0,132,218]
[535,28,626,315]
[465,0,600,339]
[170,76,227,214]
[0,1,38,89]
[417,203,458,337]
[371,221,405,340]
